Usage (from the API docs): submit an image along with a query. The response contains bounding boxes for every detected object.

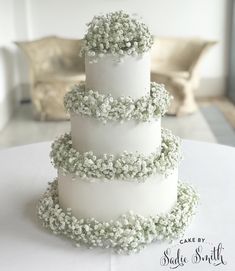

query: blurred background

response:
[0,0,235,149]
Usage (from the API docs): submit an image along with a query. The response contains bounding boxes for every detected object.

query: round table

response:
[1,140,235,271]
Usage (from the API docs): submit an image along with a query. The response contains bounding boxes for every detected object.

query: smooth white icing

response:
[71,114,161,155]
[58,169,178,221]
[85,53,150,98]
[58,46,177,223]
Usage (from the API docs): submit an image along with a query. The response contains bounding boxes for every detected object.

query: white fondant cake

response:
[61,31,176,222]
[85,53,150,98]
[38,11,198,254]
[71,114,161,155]
[58,168,178,221]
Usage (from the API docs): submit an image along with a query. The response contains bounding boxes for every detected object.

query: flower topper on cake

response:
[80,10,154,61]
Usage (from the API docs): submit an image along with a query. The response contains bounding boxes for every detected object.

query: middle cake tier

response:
[71,114,161,156]
[64,82,171,155]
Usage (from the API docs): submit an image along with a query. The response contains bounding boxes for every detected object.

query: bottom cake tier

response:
[58,169,178,221]
[37,179,198,254]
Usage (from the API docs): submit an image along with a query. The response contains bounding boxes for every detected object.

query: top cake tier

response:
[85,53,150,99]
[81,11,154,98]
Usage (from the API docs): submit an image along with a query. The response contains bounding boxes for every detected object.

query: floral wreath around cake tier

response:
[50,128,181,180]
[37,180,199,254]
[64,82,172,123]
[80,10,154,61]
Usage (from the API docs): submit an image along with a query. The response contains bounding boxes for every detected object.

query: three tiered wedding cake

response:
[38,11,198,254]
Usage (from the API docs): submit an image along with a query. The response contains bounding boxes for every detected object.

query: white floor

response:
[0,104,217,149]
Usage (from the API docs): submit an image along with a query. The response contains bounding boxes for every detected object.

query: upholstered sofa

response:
[16,36,85,120]
[151,37,216,115]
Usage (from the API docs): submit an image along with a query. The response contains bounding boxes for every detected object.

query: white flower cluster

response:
[80,10,154,60]
[50,129,181,181]
[64,82,172,122]
[37,180,199,254]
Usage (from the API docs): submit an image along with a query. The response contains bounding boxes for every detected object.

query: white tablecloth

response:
[0,140,235,271]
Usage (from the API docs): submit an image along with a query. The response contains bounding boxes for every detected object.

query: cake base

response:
[37,179,199,254]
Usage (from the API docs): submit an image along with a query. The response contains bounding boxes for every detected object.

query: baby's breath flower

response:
[50,129,181,180]
[80,11,154,61]
[64,82,172,122]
